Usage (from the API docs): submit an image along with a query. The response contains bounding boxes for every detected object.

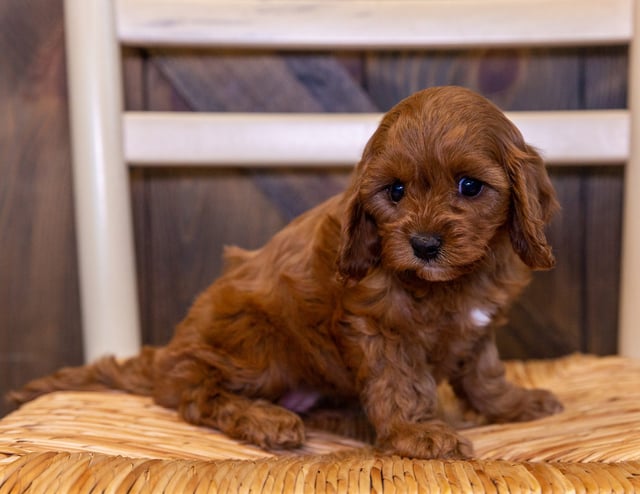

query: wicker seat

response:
[2,355,640,492]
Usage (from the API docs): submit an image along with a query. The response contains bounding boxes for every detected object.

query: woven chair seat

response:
[1,354,640,492]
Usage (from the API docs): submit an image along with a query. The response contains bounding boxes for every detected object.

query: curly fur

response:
[10,86,563,459]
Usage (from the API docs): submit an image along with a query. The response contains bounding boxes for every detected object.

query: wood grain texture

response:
[0,0,82,415]
[582,46,627,354]
[366,48,583,110]
[582,168,623,354]
[115,0,633,49]
[121,47,627,358]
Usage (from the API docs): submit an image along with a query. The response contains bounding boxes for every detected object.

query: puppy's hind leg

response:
[177,382,306,449]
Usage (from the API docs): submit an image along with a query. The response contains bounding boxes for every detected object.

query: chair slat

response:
[117,0,632,49]
[124,110,630,166]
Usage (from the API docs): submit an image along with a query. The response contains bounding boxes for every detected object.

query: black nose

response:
[411,234,442,261]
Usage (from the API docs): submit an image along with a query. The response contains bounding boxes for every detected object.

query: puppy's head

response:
[338,86,559,283]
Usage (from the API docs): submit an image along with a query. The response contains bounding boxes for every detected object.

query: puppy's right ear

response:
[336,152,381,282]
[336,187,380,283]
[337,113,397,283]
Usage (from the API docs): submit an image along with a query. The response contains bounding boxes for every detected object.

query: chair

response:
[2,0,640,491]
[64,0,640,363]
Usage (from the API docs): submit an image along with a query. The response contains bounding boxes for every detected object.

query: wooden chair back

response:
[63,0,640,361]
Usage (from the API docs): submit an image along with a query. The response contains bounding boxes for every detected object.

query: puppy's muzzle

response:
[410,234,442,261]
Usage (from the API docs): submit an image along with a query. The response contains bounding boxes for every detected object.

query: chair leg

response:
[618,0,640,358]
[64,0,141,362]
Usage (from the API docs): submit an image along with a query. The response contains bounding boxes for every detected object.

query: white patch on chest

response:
[469,308,492,328]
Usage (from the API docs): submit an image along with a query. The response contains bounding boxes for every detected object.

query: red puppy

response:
[11,86,562,459]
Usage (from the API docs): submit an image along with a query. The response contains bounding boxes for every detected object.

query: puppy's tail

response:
[7,346,157,405]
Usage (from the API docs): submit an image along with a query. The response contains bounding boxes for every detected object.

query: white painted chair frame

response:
[63,0,640,362]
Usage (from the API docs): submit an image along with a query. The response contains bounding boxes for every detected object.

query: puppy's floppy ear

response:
[337,157,381,282]
[503,139,560,270]
[337,107,402,282]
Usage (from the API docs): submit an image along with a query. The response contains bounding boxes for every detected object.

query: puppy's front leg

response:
[450,336,563,423]
[358,344,473,459]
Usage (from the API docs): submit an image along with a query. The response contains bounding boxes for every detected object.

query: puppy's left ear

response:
[504,141,560,270]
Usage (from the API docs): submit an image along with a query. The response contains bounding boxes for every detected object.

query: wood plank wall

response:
[1,0,626,416]
[1,0,83,416]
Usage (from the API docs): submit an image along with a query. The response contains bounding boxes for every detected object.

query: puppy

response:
[11,86,563,459]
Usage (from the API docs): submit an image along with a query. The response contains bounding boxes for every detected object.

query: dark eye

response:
[388,180,405,202]
[458,177,483,197]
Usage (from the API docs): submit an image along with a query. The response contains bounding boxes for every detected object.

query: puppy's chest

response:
[401,294,494,345]
[383,290,501,366]
[339,271,520,377]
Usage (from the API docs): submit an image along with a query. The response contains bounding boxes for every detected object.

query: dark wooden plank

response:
[148,50,373,112]
[123,48,146,111]
[584,46,627,110]
[582,167,623,354]
[150,50,325,112]
[0,0,82,415]
[581,46,627,354]
[366,48,582,110]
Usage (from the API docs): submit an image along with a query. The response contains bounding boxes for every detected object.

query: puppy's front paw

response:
[377,421,474,459]
[232,400,306,450]
[510,388,563,422]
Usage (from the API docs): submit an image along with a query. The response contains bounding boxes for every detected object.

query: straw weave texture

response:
[1,354,640,492]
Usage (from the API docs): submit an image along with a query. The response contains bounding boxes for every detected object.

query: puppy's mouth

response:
[413,262,460,282]
[408,234,474,282]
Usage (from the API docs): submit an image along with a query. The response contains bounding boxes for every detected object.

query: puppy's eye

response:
[388,180,405,202]
[458,177,483,197]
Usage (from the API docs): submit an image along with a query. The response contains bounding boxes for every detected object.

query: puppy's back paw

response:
[181,391,306,450]
[512,388,563,422]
